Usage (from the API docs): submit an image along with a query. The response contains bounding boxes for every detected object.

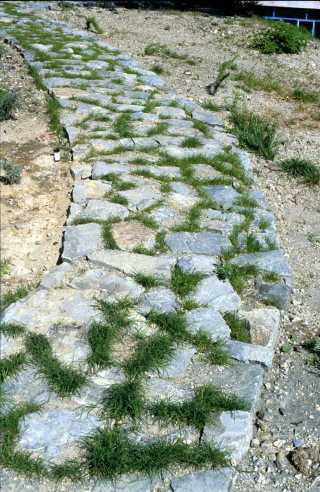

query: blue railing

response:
[265,9,320,36]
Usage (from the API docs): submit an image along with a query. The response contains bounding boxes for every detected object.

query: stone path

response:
[0,3,292,491]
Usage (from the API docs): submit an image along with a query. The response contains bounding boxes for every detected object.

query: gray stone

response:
[192,109,224,127]
[150,206,182,229]
[72,181,111,205]
[203,411,253,464]
[18,409,101,464]
[192,276,241,313]
[165,232,231,255]
[256,279,292,309]
[154,106,186,119]
[147,165,181,179]
[118,186,161,211]
[79,199,129,221]
[200,209,244,235]
[146,379,193,402]
[158,346,196,378]
[226,340,274,367]
[186,308,230,341]
[170,182,198,197]
[238,231,279,250]
[40,262,72,289]
[63,223,103,261]
[1,288,100,331]
[171,469,233,492]
[243,307,280,348]
[166,192,198,212]
[164,143,222,160]
[3,368,50,408]
[203,185,240,210]
[71,270,144,300]
[138,287,178,314]
[230,250,292,284]
[112,221,156,251]
[193,163,225,181]
[176,254,218,274]
[89,250,175,280]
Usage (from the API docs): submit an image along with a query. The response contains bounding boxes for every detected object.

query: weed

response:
[0,322,25,337]
[0,285,31,312]
[207,57,237,96]
[0,259,10,277]
[109,193,129,206]
[230,105,280,160]
[113,113,133,138]
[25,333,86,397]
[0,353,26,383]
[202,99,220,112]
[251,21,311,54]
[146,122,168,136]
[154,231,167,253]
[0,158,22,185]
[171,265,204,298]
[144,42,196,65]
[150,383,247,429]
[258,218,270,231]
[102,380,144,420]
[182,137,202,148]
[216,262,258,293]
[134,273,162,289]
[232,70,282,94]
[193,119,210,137]
[280,158,320,184]
[143,98,158,113]
[292,87,319,104]
[0,88,17,121]
[304,337,320,368]
[224,313,251,343]
[150,64,166,75]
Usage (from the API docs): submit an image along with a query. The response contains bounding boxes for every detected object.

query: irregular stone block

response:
[176,254,218,274]
[166,192,198,212]
[200,209,244,235]
[3,368,50,408]
[18,409,101,464]
[165,232,231,255]
[158,346,196,379]
[192,109,224,127]
[244,307,280,348]
[118,186,161,211]
[193,163,225,181]
[154,106,186,119]
[203,185,240,210]
[171,469,233,492]
[138,287,178,314]
[230,250,292,284]
[63,223,103,261]
[203,411,253,464]
[150,206,183,229]
[40,262,73,289]
[226,340,274,367]
[72,181,111,205]
[112,221,156,251]
[145,379,193,402]
[71,270,144,300]
[256,279,292,310]
[89,250,175,280]
[79,199,129,221]
[186,308,230,341]
[192,276,241,313]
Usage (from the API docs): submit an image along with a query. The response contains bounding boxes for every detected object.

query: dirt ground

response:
[1,3,319,490]
[0,40,72,291]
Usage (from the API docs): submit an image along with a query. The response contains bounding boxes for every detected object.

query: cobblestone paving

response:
[0,3,292,491]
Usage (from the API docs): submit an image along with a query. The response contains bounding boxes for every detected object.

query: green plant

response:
[224,313,251,343]
[230,105,280,160]
[207,57,237,96]
[0,285,31,312]
[102,380,144,420]
[292,87,319,104]
[182,137,202,148]
[280,158,320,184]
[0,88,17,121]
[251,22,311,54]
[304,337,320,368]
[134,273,162,289]
[0,259,10,277]
[86,16,104,34]
[150,63,166,75]
[0,158,22,185]
[113,113,133,138]
[171,265,204,298]
[144,42,196,65]
[232,70,282,94]
[202,99,220,112]
[216,262,258,293]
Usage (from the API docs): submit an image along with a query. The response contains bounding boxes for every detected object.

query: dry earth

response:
[1,3,319,491]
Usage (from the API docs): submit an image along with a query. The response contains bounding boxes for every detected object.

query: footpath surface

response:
[0,3,292,491]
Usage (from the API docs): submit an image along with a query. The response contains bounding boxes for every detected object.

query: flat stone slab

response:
[89,250,175,279]
[63,223,103,261]
[200,209,243,235]
[145,379,193,402]
[70,270,144,300]
[158,346,196,378]
[226,339,274,367]
[203,185,240,210]
[171,469,233,492]
[191,276,241,313]
[192,109,223,127]
[176,254,218,274]
[79,199,129,221]
[166,192,199,212]
[193,163,225,181]
[18,409,101,464]
[138,287,179,314]
[186,308,230,341]
[165,232,231,255]
[203,411,253,465]
[243,307,280,348]
[230,250,292,283]
[1,288,100,331]
[112,221,156,251]
[150,206,183,229]
[72,180,111,205]
[118,187,162,211]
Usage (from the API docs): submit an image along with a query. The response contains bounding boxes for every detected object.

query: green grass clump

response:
[109,193,129,206]
[134,273,162,289]
[0,259,10,277]
[0,285,31,312]
[0,158,22,185]
[292,87,319,104]
[0,88,17,121]
[232,70,282,94]
[216,262,258,293]
[124,333,175,378]
[230,105,280,160]
[280,158,320,184]
[251,22,311,54]
[182,137,202,148]
[113,113,133,138]
[47,97,63,139]
[144,42,196,65]
[171,265,204,298]
[146,122,168,136]
[25,333,86,397]
[224,313,251,343]
[102,223,119,250]
[150,64,166,75]
[87,298,133,369]
[202,99,220,112]
[0,353,26,383]
[193,119,210,137]
[102,381,144,420]
[83,427,227,480]
[150,384,247,430]
[0,322,25,337]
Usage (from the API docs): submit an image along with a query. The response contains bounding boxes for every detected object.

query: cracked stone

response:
[165,232,231,255]
[70,270,144,300]
[62,223,103,261]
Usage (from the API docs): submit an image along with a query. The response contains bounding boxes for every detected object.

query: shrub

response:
[0,88,17,121]
[280,158,320,184]
[230,106,280,160]
[251,22,311,55]
[0,158,21,185]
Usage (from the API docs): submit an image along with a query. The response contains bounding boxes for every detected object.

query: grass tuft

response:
[102,381,144,420]
[0,88,17,121]
[216,262,258,293]
[182,137,202,148]
[224,313,251,343]
[113,113,133,138]
[171,265,204,298]
[0,285,32,312]
[134,273,162,289]
[280,158,320,185]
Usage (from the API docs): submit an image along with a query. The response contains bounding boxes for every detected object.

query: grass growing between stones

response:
[0,353,26,383]
[280,158,320,185]
[87,298,133,369]
[71,217,119,249]
[216,262,258,293]
[113,113,133,138]
[224,313,251,343]
[182,136,202,148]
[0,285,32,312]
[102,381,144,420]
[134,273,163,289]
[171,265,204,297]
[83,427,227,480]
[146,122,168,136]
[150,384,248,430]
[25,333,86,397]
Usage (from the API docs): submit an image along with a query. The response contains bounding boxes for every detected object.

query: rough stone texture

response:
[171,469,234,492]
[150,206,183,229]
[118,186,162,211]
[72,180,111,205]
[158,346,196,378]
[145,379,193,402]
[62,223,103,261]
[192,276,241,313]
[89,250,175,279]
[165,232,231,255]
[111,221,156,251]
[79,199,129,221]
[226,339,274,367]
[203,185,240,210]
[18,409,101,464]
[176,254,218,274]
[256,278,292,310]
[70,270,144,300]
[186,308,231,341]
[230,250,292,283]
[203,411,253,464]
[138,287,179,314]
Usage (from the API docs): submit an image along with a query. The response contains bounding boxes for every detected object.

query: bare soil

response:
[0,40,72,291]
